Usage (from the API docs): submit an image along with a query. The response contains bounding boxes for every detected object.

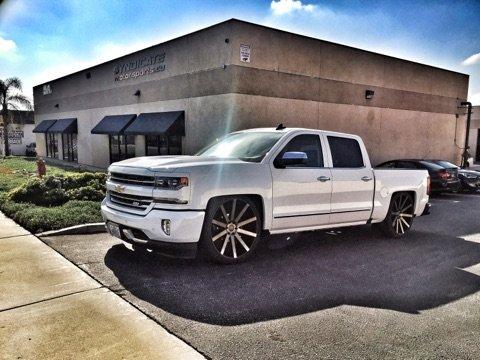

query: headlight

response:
[155,176,189,190]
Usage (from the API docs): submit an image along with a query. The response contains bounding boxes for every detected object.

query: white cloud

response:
[462,53,480,66]
[0,35,18,58]
[270,0,317,16]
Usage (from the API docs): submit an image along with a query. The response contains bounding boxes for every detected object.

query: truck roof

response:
[238,127,359,138]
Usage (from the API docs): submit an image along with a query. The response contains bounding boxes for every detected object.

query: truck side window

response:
[327,136,364,168]
[276,134,324,168]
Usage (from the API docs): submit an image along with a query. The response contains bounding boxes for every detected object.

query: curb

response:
[36,222,106,237]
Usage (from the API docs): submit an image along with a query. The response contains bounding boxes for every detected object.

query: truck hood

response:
[111,155,246,172]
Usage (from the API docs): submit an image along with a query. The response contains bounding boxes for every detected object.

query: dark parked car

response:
[25,142,36,157]
[376,159,461,193]
[431,160,480,192]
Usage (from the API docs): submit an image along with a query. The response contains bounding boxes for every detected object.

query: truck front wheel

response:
[376,192,415,238]
[200,196,262,264]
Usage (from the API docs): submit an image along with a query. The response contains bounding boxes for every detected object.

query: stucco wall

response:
[0,123,35,156]
[228,20,468,99]
[32,19,470,168]
[230,94,465,166]
[35,94,238,168]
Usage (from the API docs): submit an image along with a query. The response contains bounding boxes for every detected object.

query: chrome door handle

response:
[361,176,373,182]
[317,176,331,182]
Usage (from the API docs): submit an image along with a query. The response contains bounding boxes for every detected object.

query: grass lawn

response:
[0,156,80,193]
[0,156,106,233]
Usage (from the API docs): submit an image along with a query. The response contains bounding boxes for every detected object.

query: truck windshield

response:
[196,132,284,162]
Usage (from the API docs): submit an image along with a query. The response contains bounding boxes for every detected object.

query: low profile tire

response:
[376,192,415,238]
[200,196,262,264]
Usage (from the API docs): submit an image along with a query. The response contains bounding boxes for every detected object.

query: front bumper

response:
[431,179,461,192]
[101,198,205,245]
[460,178,480,191]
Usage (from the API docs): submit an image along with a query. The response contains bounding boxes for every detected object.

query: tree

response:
[1,77,33,156]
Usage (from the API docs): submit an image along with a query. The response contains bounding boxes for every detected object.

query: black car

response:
[376,159,461,193]
[431,160,480,192]
[25,142,36,157]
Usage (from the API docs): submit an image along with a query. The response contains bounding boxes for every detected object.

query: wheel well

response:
[206,194,265,229]
[391,191,416,209]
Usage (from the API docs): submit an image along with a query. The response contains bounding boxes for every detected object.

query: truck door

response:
[324,134,374,224]
[270,133,332,231]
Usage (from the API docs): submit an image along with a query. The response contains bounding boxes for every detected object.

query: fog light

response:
[161,219,171,236]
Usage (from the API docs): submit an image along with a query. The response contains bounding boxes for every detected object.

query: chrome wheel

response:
[390,193,414,235]
[210,198,259,259]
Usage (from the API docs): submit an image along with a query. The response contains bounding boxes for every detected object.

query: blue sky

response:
[0,0,479,104]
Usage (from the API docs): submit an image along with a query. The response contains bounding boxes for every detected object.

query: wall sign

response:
[240,44,251,63]
[114,52,166,82]
[43,84,52,95]
[0,127,24,144]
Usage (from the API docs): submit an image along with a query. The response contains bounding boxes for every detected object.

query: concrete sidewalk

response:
[0,212,203,360]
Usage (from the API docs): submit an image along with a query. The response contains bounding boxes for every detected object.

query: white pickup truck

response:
[102,127,430,263]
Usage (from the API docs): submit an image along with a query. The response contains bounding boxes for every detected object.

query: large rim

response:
[390,194,414,235]
[210,198,258,259]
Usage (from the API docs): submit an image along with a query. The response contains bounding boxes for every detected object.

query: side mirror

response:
[275,151,308,168]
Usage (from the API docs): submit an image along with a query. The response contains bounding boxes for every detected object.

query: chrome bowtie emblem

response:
[114,184,125,193]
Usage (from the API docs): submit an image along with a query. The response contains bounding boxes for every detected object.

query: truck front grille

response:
[110,172,155,186]
[109,191,153,210]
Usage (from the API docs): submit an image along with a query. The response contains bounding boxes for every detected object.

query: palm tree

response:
[1,77,33,156]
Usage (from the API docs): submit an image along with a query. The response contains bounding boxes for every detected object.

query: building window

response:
[45,133,58,159]
[109,135,135,163]
[145,135,182,156]
[62,133,78,162]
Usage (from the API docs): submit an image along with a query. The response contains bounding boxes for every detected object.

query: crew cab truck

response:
[102,127,430,264]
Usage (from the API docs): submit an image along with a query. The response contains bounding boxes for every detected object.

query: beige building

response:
[33,19,470,169]
[0,110,35,156]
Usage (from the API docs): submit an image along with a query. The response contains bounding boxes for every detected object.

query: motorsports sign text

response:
[114,52,166,82]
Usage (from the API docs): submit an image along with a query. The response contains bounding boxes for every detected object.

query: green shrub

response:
[8,200,102,233]
[66,186,105,201]
[0,197,32,219]
[6,172,107,206]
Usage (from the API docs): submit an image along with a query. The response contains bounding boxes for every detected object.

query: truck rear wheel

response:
[200,196,262,264]
[376,192,415,238]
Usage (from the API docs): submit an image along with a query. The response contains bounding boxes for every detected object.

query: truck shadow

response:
[104,227,480,326]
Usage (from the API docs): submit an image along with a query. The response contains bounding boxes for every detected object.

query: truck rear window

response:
[327,136,364,168]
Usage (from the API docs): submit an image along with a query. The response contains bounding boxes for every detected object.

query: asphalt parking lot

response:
[42,193,480,359]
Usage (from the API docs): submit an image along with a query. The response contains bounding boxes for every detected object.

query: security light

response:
[134,90,141,96]
[365,90,375,99]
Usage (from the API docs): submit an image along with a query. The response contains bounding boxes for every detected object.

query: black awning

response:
[91,114,136,134]
[123,111,185,136]
[32,119,57,133]
[47,118,77,134]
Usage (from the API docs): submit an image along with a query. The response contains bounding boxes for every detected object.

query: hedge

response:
[1,199,103,233]
[6,173,107,206]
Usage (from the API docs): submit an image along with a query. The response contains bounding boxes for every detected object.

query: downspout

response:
[460,101,472,168]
